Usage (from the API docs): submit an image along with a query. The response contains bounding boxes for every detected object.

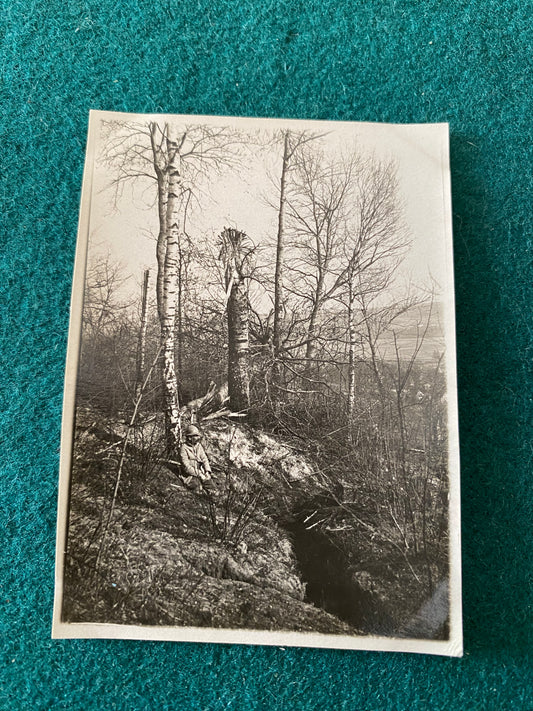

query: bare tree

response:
[285,149,355,381]
[272,130,323,361]
[273,131,290,359]
[82,255,130,346]
[99,120,242,452]
[134,269,150,400]
[159,124,186,449]
[79,255,134,413]
[337,156,407,435]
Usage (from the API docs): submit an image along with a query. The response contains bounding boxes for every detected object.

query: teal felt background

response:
[1,0,531,708]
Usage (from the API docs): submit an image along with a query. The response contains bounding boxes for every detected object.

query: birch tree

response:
[100,120,241,452]
[339,157,406,434]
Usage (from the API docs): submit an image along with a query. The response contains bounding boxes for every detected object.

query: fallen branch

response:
[183,381,229,419]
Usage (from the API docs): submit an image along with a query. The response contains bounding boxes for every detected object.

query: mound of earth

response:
[63,412,359,636]
[63,410,448,640]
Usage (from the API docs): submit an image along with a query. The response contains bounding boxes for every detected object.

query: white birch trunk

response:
[161,126,183,452]
[150,123,169,325]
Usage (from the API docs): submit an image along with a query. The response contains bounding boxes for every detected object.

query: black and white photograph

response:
[53,111,461,656]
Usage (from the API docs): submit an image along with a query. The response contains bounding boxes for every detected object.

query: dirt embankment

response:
[63,413,357,635]
[64,412,447,639]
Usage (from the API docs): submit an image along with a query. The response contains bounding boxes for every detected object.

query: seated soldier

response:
[179,424,216,494]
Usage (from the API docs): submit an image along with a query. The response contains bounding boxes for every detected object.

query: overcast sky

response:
[85,113,452,308]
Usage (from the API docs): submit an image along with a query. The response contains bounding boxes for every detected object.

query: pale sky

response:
[86,113,452,307]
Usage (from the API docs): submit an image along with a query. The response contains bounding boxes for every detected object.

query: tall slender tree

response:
[340,156,406,434]
[272,131,323,366]
[135,269,150,400]
[101,119,241,451]
[273,131,290,360]
[160,125,186,450]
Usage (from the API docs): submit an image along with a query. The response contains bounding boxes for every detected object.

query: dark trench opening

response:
[284,519,393,635]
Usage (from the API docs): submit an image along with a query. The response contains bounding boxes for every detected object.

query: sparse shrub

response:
[202,427,264,546]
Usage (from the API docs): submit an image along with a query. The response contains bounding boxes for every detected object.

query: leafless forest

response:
[63,118,450,640]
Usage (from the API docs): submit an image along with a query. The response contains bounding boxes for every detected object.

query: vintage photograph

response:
[53,111,461,656]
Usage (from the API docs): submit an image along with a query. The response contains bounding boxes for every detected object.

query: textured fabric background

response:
[0,1,531,708]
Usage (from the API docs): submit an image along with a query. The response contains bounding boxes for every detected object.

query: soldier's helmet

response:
[184,424,202,439]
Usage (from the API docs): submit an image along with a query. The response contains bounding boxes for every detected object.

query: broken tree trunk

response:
[221,227,251,414]
[184,381,229,420]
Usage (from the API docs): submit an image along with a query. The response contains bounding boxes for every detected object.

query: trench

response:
[282,516,393,635]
